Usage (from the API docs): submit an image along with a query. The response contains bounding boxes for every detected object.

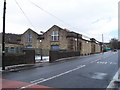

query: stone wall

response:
[81,40,91,55]
[49,50,80,63]
[4,49,35,66]
[21,29,39,48]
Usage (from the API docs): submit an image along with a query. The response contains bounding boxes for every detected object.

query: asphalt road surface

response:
[2,51,119,89]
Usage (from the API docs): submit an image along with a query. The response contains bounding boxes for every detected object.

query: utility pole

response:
[102,34,104,53]
[2,0,6,70]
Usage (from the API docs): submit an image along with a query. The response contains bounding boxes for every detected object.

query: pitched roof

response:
[43,25,64,35]
[22,28,39,36]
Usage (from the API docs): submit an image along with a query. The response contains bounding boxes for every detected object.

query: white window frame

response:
[51,31,59,41]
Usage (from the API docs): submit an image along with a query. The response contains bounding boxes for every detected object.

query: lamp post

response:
[39,31,44,61]
[40,40,42,60]
[2,0,6,70]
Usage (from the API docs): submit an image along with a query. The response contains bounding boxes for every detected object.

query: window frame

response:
[51,31,59,41]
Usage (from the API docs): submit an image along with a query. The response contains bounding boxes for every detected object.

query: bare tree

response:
[110,38,118,50]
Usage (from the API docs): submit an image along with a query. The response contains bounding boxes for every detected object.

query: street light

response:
[40,40,42,60]
[39,31,44,61]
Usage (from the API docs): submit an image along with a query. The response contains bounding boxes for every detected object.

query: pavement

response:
[0,62,49,72]
[106,68,120,90]
[2,78,52,89]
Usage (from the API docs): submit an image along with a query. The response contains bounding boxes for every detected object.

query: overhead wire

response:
[14,0,91,40]
[28,0,91,39]
[28,0,72,27]
[14,0,37,31]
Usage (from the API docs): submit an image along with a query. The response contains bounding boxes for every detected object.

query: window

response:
[51,31,59,41]
[27,33,32,43]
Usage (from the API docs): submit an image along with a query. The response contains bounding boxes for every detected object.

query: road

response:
[2,51,119,89]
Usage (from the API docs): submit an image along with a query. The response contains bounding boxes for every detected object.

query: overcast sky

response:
[0,0,118,42]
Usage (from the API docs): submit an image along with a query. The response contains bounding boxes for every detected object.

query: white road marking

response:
[87,52,115,64]
[90,58,100,63]
[96,61,117,65]
[104,62,107,64]
[106,68,120,89]
[110,62,112,64]
[20,65,86,89]
[96,61,99,64]
[30,78,44,83]
[20,52,117,89]
[90,53,114,64]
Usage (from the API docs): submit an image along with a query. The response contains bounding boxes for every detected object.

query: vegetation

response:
[109,38,120,50]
